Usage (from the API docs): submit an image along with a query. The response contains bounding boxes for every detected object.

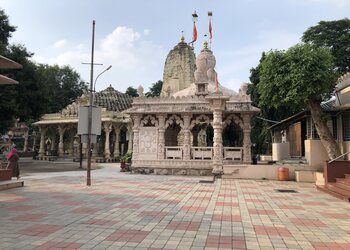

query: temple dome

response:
[173,41,237,97]
[94,85,133,112]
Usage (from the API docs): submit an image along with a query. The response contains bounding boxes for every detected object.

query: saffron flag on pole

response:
[209,18,212,41]
[192,22,197,43]
[208,11,213,47]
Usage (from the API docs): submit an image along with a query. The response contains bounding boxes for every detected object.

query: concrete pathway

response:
[0,164,349,250]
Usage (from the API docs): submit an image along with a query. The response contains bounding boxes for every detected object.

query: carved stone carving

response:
[190,114,212,129]
[223,114,244,129]
[165,114,184,129]
[141,115,159,127]
[139,127,158,160]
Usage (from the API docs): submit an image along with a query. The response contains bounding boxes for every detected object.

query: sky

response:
[1,0,349,92]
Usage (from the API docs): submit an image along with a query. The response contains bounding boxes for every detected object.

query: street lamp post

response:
[85,20,112,186]
[86,20,96,186]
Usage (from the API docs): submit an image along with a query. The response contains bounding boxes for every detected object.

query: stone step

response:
[316,184,350,202]
[326,183,350,201]
[345,174,350,181]
[0,180,24,191]
[336,177,350,185]
[335,179,350,192]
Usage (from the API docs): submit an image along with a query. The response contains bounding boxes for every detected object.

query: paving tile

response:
[2,166,350,250]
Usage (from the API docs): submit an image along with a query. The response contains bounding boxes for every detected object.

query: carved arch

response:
[223,114,244,129]
[140,115,158,127]
[165,115,184,129]
[190,114,212,129]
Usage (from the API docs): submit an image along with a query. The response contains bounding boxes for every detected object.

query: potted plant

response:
[120,152,132,171]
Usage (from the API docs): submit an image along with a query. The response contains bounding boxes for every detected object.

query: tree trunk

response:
[308,99,341,160]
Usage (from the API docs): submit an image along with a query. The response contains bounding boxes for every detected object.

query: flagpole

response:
[192,11,198,48]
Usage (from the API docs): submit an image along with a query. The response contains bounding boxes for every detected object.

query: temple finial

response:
[180,30,185,42]
[203,40,208,49]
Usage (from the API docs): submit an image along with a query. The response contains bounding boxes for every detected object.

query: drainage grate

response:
[199,180,215,183]
[275,189,298,193]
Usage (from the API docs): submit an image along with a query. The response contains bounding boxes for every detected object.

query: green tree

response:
[145,80,163,97]
[248,53,301,154]
[302,18,350,75]
[0,8,16,52]
[125,86,138,97]
[0,8,87,133]
[36,64,87,113]
[258,43,340,159]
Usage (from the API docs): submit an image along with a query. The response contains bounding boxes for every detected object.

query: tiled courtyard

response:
[0,165,350,250]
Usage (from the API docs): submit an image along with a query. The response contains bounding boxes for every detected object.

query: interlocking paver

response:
[1,164,350,249]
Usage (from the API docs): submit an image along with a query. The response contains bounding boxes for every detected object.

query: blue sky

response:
[1,0,349,92]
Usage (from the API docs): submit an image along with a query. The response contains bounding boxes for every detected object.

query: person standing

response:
[6,146,20,179]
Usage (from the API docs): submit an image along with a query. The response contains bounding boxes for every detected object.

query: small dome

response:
[194,43,217,84]
[93,85,133,112]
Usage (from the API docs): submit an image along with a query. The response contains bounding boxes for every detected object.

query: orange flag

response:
[192,22,197,43]
[209,18,212,40]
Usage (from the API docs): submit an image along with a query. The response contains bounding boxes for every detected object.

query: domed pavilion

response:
[34,85,133,161]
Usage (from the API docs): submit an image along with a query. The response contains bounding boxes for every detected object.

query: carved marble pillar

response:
[113,127,120,158]
[207,96,229,175]
[92,143,98,157]
[158,115,165,160]
[243,114,252,163]
[183,114,191,160]
[132,115,141,160]
[50,136,56,152]
[68,136,74,157]
[32,136,37,151]
[39,127,47,158]
[23,130,29,152]
[58,126,66,157]
[127,130,133,153]
[82,143,87,157]
[213,108,223,173]
[104,122,112,159]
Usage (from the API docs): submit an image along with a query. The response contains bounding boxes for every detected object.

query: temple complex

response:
[33,34,259,175]
[128,39,259,175]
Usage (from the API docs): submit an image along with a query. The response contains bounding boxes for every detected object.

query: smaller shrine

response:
[34,86,133,161]
[128,40,260,175]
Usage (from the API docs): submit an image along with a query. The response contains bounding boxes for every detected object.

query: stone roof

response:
[94,85,133,112]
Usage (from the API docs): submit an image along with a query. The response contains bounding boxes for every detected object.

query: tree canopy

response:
[259,44,336,107]
[258,43,340,159]
[145,80,163,97]
[302,18,350,75]
[0,8,87,133]
[125,86,138,97]
[0,9,16,52]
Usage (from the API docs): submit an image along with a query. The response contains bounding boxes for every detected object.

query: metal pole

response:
[87,20,95,186]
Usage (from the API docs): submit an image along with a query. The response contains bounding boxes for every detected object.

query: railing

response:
[223,147,243,161]
[165,146,183,160]
[191,147,213,160]
[163,146,244,161]
[328,151,350,164]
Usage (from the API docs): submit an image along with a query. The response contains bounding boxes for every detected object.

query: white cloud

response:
[37,26,165,92]
[143,29,150,36]
[53,39,67,48]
